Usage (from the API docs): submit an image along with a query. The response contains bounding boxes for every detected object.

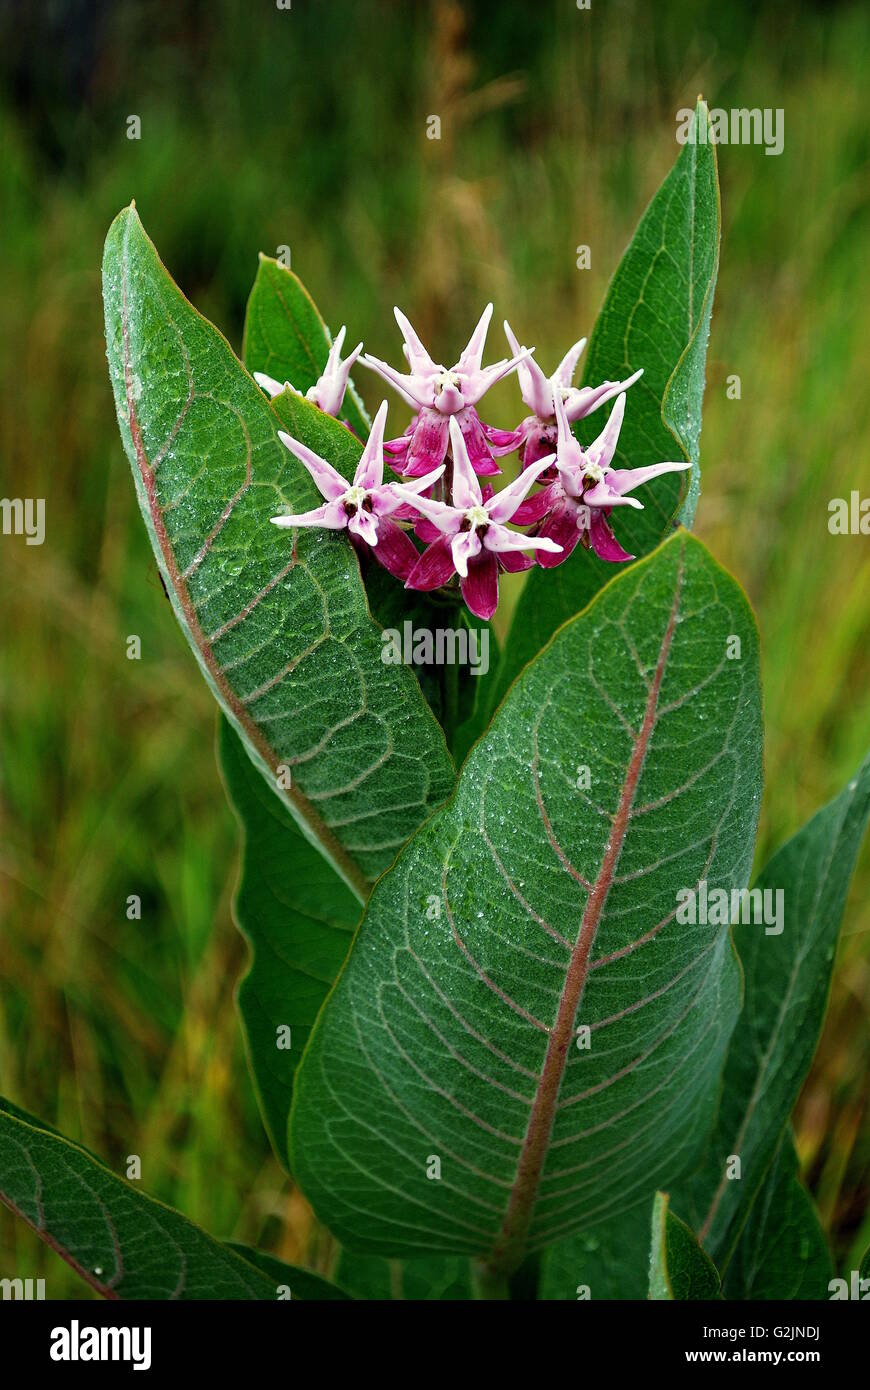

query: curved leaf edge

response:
[104,203,454,903]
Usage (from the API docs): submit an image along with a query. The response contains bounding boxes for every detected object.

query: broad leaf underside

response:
[290,533,762,1273]
[682,750,870,1264]
[0,1100,338,1299]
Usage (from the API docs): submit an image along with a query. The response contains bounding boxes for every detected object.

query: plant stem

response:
[471,1259,510,1301]
[443,655,459,751]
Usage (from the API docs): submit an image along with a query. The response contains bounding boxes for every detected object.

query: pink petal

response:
[277,431,348,502]
[510,483,556,526]
[563,368,643,422]
[457,303,494,375]
[583,480,643,510]
[535,501,585,567]
[401,489,460,534]
[485,524,562,560]
[521,422,558,470]
[380,464,444,520]
[455,407,500,477]
[370,517,421,581]
[353,400,389,489]
[414,517,443,542]
[393,307,437,377]
[460,551,500,620]
[254,371,291,398]
[406,535,458,591]
[603,460,691,495]
[589,510,635,562]
[486,453,557,525]
[383,434,411,475]
[404,408,451,476]
[450,528,483,578]
[586,391,626,471]
[359,352,425,409]
[391,499,426,521]
[270,499,347,530]
[347,508,379,546]
[434,382,465,414]
[553,336,587,388]
[553,388,585,481]
[466,345,535,407]
[498,549,534,573]
[482,421,526,457]
[504,320,553,417]
[312,330,364,416]
[448,416,484,509]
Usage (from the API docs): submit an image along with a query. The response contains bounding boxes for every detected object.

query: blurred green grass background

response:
[1,0,868,1295]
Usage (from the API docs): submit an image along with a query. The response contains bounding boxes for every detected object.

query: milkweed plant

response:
[2,100,868,1304]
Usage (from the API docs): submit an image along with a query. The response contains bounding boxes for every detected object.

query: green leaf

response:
[685,752,870,1265]
[242,253,370,439]
[649,1192,721,1300]
[218,715,359,1162]
[0,1099,331,1299]
[289,532,761,1280]
[488,99,720,715]
[539,1198,654,1299]
[722,1130,832,1300]
[335,1249,472,1300]
[102,204,454,897]
[225,1243,351,1299]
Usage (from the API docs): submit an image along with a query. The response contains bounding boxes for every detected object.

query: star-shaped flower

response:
[254,325,363,418]
[360,305,532,477]
[270,401,441,581]
[500,320,644,469]
[513,389,691,565]
[402,417,562,618]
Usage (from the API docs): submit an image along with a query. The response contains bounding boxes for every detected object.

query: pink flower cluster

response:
[263,307,690,620]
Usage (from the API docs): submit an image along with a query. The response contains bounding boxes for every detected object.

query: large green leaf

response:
[289,532,761,1282]
[242,253,370,439]
[684,753,870,1265]
[539,1198,653,1299]
[0,1100,341,1299]
[649,1192,721,1300]
[102,205,454,898]
[218,715,359,1162]
[488,99,720,715]
[722,1130,832,1300]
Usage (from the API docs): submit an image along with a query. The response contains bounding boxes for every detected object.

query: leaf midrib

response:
[481,554,684,1278]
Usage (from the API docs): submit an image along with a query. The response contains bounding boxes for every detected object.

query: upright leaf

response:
[103,205,454,896]
[0,1100,340,1299]
[684,753,870,1264]
[218,716,359,1162]
[649,1192,721,1300]
[289,533,761,1282]
[489,100,720,714]
[242,253,370,439]
[722,1130,832,1300]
